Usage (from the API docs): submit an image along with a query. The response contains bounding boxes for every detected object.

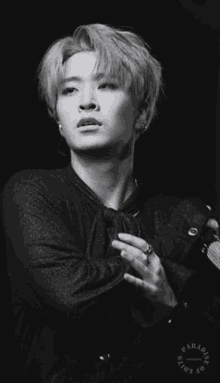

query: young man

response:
[2,23,219,381]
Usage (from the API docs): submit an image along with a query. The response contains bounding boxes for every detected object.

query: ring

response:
[144,244,154,255]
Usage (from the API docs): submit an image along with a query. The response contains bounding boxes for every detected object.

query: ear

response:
[57,121,65,137]
[134,109,148,138]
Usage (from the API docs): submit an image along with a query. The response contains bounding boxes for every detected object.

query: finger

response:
[148,252,162,275]
[206,219,219,230]
[124,273,157,293]
[112,240,146,261]
[124,273,145,286]
[121,251,149,278]
[117,240,162,280]
[206,219,219,238]
[118,233,149,252]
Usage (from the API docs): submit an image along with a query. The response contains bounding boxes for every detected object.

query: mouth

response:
[77,118,102,128]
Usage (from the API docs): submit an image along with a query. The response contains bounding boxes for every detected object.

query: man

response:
[2,23,219,381]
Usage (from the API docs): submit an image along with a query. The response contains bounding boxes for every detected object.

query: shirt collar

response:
[64,162,145,215]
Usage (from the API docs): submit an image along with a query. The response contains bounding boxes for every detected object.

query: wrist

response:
[131,298,178,328]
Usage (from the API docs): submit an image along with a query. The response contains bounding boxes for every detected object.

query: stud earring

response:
[58,122,62,132]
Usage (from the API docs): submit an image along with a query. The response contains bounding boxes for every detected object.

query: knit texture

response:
[1,163,219,381]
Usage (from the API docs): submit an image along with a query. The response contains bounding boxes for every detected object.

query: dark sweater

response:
[1,163,219,381]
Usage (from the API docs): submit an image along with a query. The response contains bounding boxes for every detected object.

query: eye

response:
[61,87,77,95]
[99,82,118,90]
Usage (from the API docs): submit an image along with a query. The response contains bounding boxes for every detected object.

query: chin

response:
[70,139,119,157]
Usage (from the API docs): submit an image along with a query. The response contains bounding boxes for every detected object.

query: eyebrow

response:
[61,72,108,84]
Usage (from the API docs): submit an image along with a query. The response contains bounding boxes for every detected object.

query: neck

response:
[70,140,136,210]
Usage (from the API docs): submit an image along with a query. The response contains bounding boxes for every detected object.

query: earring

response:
[58,122,62,132]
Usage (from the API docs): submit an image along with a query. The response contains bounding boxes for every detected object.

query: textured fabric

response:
[1,163,219,381]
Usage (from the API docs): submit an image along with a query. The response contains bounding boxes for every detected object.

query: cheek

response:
[116,100,136,125]
[105,96,134,120]
[56,100,77,123]
[56,101,65,121]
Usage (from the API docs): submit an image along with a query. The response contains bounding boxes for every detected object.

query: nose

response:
[79,87,99,111]
[79,101,98,111]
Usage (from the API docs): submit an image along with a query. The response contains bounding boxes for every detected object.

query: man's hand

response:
[112,233,177,308]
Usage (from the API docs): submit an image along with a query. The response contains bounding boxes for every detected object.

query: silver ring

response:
[144,244,154,255]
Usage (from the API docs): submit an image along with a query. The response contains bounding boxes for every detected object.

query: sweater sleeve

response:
[136,196,220,328]
[1,173,132,317]
[160,211,220,327]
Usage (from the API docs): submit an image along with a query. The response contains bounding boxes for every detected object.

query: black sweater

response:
[1,163,219,381]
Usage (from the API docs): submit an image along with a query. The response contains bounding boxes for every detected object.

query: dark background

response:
[2,1,219,215]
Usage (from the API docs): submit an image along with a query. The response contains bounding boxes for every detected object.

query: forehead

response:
[64,51,98,79]
[59,50,136,104]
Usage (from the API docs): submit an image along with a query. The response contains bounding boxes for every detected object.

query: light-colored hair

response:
[37,23,164,137]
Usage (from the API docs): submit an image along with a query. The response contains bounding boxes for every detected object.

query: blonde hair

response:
[37,23,164,137]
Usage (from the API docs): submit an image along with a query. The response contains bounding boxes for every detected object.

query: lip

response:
[77,117,102,128]
[78,124,101,130]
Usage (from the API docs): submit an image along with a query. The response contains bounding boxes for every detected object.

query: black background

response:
[2,1,219,215]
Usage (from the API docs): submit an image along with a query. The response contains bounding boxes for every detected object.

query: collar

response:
[63,163,145,216]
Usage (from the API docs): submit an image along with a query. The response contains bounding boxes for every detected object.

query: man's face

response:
[56,51,138,154]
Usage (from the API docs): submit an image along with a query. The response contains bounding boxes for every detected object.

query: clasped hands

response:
[112,233,177,308]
